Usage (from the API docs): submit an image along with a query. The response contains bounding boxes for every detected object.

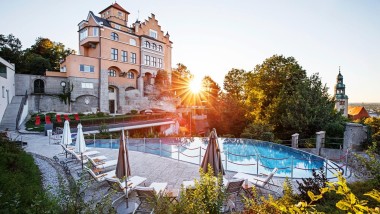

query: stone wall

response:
[343,123,368,151]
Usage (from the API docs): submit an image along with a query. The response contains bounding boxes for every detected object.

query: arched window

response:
[152,43,157,50]
[108,69,116,77]
[108,87,115,92]
[111,32,119,41]
[145,41,150,48]
[125,87,135,91]
[34,79,45,93]
[127,71,134,79]
[158,45,163,52]
[129,38,136,46]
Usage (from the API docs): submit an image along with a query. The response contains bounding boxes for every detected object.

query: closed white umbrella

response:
[62,120,72,158]
[75,123,87,169]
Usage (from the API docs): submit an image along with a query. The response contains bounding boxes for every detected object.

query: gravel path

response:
[31,153,70,197]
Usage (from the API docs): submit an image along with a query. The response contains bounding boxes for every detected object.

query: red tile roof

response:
[348,106,370,120]
[99,3,130,14]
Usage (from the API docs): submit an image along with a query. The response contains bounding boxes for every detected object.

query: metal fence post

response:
[199,147,201,166]
[159,139,162,157]
[93,133,96,147]
[177,143,180,161]
[144,137,146,153]
[110,134,112,149]
[291,157,294,179]
[225,149,228,171]
[325,159,328,177]
[345,149,349,176]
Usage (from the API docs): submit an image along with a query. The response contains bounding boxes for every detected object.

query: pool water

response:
[86,137,341,178]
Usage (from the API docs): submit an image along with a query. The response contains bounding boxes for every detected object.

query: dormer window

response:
[149,29,157,39]
[118,11,123,16]
[114,24,121,30]
[111,32,119,41]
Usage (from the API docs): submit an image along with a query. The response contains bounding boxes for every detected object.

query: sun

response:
[189,78,202,93]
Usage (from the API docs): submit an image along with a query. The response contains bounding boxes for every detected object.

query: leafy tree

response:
[155,69,171,97]
[171,63,193,104]
[201,76,223,133]
[245,55,342,139]
[223,68,247,101]
[28,37,74,71]
[23,52,51,75]
[0,34,25,71]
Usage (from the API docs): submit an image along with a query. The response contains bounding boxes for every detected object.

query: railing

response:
[87,137,345,179]
[16,90,28,130]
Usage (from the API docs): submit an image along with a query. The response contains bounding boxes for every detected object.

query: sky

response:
[1,0,379,103]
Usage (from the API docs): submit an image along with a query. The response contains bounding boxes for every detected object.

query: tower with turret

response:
[334,67,348,117]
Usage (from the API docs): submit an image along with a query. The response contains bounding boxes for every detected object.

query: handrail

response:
[16,90,28,130]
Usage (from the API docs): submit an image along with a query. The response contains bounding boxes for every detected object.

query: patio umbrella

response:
[62,120,72,158]
[75,123,87,170]
[201,128,225,176]
[115,129,131,207]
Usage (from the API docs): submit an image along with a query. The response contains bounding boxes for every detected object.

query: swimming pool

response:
[86,137,342,179]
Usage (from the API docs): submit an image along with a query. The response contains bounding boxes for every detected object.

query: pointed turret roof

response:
[99,3,130,14]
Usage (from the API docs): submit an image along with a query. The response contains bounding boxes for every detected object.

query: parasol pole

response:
[122,129,129,208]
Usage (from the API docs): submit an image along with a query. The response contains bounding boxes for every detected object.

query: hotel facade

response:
[16,3,174,114]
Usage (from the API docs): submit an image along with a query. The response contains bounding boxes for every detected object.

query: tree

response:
[155,70,171,97]
[0,34,25,71]
[201,76,223,133]
[171,63,193,105]
[28,37,74,71]
[245,55,342,139]
[223,68,247,101]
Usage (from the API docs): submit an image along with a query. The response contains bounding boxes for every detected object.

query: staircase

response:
[0,96,24,131]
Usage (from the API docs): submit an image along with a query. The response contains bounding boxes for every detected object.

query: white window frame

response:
[93,27,99,37]
[145,55,151,66]
[127,72,134,79]
[108,69,116,77]
[149,29,157,39]
[152,57,157,67]
[111,48,118,60]
[80,64,94,72]
[111,32,119,41]
[79,28,88,41]
[122,51,128,62]
[115,24,121,30]
[81,83,94,89]
[158,58,163,68]
[131,53,136,64]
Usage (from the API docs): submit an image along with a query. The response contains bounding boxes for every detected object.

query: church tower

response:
[334,67,348,117]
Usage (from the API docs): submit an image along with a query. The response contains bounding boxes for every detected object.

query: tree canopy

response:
[0,34,74,74]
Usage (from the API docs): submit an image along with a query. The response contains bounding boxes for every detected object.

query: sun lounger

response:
[133,182,168,213]
[84,166,116,182]
[233,168,280,195]
[86,155,117,169]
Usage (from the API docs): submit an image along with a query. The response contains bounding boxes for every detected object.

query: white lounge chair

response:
[84,166,116,182]
[223,179,244,212]
[86,155,117,169]
[133,182,168,214]
[233,168,280,195]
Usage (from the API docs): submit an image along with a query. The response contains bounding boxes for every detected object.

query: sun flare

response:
[189,78,202,93]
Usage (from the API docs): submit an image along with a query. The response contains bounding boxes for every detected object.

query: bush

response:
[296,168,327,202]
[130,110,138,115]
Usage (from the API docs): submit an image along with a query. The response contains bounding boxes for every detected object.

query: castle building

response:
[16,3,174,114]
[334,68,348,117]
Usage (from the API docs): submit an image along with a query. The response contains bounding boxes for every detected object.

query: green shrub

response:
[296,168,327,202]
[130,110,138,115]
